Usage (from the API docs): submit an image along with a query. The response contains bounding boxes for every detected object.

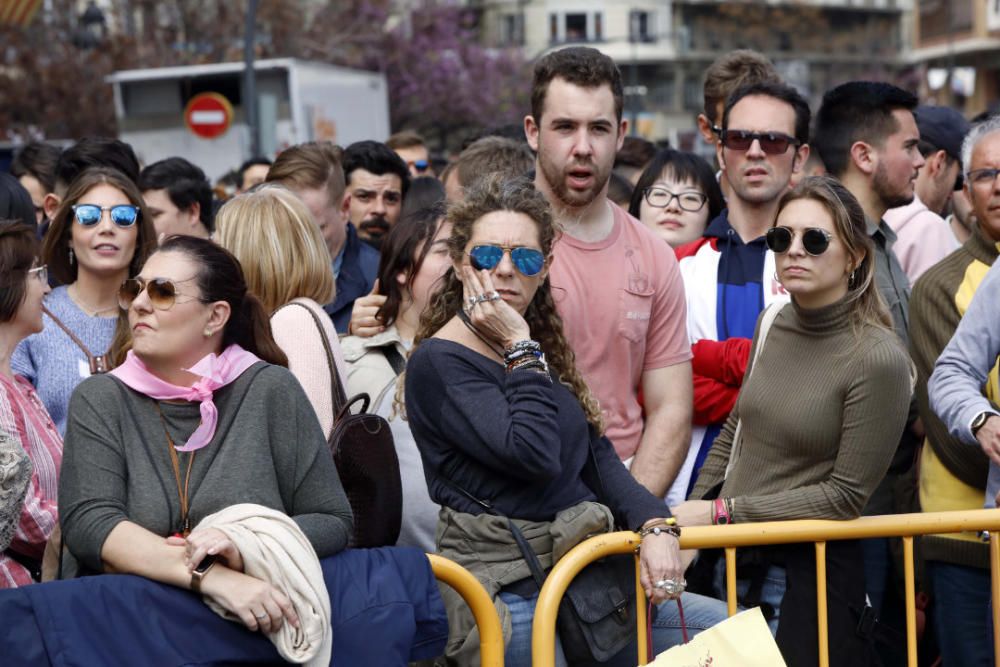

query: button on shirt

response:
[867,217,911,345]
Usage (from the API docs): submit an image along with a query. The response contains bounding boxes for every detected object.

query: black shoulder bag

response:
[281,302,402,548]
[440,435,639,663]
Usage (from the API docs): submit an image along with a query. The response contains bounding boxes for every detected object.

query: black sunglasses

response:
[765,226,833,256]
[721,130,800,155]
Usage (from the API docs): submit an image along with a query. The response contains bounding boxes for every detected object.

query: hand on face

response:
[462,266,530,348]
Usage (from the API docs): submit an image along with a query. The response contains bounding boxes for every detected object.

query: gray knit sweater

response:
[691,299,912,521]
[59,363,353,575]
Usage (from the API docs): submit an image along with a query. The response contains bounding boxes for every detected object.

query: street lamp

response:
[74,0,106,49]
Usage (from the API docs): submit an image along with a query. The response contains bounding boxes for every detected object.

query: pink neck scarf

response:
[111,344,261,451]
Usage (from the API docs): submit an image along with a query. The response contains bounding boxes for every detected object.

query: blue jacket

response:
[325,223,380,333]
[0,547,447,666]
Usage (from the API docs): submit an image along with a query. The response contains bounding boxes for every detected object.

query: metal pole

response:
[244,0,260,157]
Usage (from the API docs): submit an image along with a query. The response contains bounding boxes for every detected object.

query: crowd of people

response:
[0,44,998,666]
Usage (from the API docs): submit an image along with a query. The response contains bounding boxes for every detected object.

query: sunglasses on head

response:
[766,226,833,256]
[72,204,140,228]
[721,130,800,155]
[118,276,198,311]
[468,245,546,276]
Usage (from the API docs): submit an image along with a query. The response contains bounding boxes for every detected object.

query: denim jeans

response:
[712,558,787,635]
[499,589,728,666]
[926,560,994,667]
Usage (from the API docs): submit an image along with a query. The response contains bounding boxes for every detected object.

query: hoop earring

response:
[849,269,857,289]
[69,248,74,265]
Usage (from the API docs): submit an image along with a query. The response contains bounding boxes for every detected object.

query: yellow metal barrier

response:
[531,509,1000,667]
[428,554,504,666]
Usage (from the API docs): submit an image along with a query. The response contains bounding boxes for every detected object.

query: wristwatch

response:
[190,554,217,593]
[972,411,995,436]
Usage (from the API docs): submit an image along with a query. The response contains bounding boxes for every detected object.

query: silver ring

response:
[255,611,268,619]
[466,296,479,309]
[653,578,686,595]
[486,290,501,302]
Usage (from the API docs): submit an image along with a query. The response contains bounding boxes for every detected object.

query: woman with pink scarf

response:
[58,236,353,634]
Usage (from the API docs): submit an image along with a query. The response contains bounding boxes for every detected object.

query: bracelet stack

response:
[504,340,548,376]
[638,517,681,540]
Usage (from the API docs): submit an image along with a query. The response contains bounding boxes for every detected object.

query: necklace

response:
[154,402,197,537]
[457,309,504,360]
[69,284,118,317]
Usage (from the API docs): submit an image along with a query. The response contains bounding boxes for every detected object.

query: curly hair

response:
[412,175,605,432]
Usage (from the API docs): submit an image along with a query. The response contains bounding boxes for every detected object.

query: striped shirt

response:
[0,373,62,587]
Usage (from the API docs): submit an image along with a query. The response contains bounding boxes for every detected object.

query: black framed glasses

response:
[721,130,800,155]
[642,187,708,212]
[468,245,546,276]
[765,226,833,256]
[118,277,199,311]
[968,168,1000,188]
[72,204,140,228]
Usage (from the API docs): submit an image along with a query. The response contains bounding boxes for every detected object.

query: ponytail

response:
[226,291,288,367]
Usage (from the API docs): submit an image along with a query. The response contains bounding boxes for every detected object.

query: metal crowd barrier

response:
[531,509,1000,666]
[428,553,505,666]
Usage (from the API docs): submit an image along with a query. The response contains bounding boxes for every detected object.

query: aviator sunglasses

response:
[118,277,199,311]
[721,130,801,155]
[72,204,140,228]
[469,245,546,276]
[766,226,833,256]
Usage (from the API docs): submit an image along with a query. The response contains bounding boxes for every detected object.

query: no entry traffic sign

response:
[184,92,234,139]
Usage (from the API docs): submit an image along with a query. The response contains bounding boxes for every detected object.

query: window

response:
[629,10,653,43]
[550,12,604,44]
[500,13,524,46]
[550,13,558,42]
[594,12,603,41]
[565,13,587,42]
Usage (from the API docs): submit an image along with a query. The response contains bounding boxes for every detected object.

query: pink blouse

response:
[0,373,61,587]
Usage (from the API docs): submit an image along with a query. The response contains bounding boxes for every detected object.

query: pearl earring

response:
[204,329,212,337]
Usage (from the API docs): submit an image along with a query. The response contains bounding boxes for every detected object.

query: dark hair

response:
[375,202,448,327]
[702,50,781,122]
[0,174,36,229]
[615,136,657,170]
[531,46,624,123]
[11,142,61,194]
[399,177,445,221]
[238,157,272,187]
[55,137,140,194]
[343,141,411,198]
[456,136,535,191]
[628,149,724,222]
[138,157,215,233]
[607,171,634,207]
[43,167,157,286]
[723,81,811,145]
[156,235,288,367]
[0,223,39,323]
[814,81,919,178]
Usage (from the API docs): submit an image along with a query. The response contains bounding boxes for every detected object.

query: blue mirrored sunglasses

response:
[72,204,140,228]
[469,245,545,276]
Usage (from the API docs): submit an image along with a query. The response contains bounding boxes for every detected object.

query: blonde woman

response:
[213,185,346,440]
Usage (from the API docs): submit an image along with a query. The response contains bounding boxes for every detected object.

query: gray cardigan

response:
[59,362,353,574]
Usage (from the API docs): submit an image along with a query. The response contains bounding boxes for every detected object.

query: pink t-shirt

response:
[549,203,691,460]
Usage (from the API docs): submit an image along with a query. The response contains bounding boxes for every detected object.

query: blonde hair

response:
[213,184,335,313]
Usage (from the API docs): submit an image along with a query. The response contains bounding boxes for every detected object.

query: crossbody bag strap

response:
[42,305,111,374]
[726,302,782,477]
[276,302,349,415]
[382,345,406,376]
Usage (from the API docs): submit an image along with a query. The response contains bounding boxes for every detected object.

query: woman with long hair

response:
[627,149,724,248]
[341,203,451,552]
[0,223,60,586]
[213,184,345,440]
[404,176,726,666]
[58,235,352,633]
[674,176,913,666]
[13,167,157,433]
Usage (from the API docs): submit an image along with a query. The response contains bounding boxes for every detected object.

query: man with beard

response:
[342,141,410,249]
[813,82,924,660]
[670,82,808,508]
[524,47,693,498]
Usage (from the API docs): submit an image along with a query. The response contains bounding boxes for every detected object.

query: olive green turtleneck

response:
[691,297,912,523]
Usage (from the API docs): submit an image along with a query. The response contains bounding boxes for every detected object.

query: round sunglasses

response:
[721,130,800,155]
[766,226,833,256]
[118,277,199,311]
[468,245,545,276]
[72,204,140,228]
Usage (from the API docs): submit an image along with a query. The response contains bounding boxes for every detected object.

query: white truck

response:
[106,58,390,180]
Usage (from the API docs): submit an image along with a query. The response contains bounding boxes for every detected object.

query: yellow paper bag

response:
[647,607,787,666]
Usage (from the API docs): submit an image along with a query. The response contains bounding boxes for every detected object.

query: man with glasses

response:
[672,81,807,509]
[342,141,410,250]
[813,82,923,660]
[525,47,694,500]
[911,114,1000,667]
[386,131,435,178]
[884,106,971,283]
